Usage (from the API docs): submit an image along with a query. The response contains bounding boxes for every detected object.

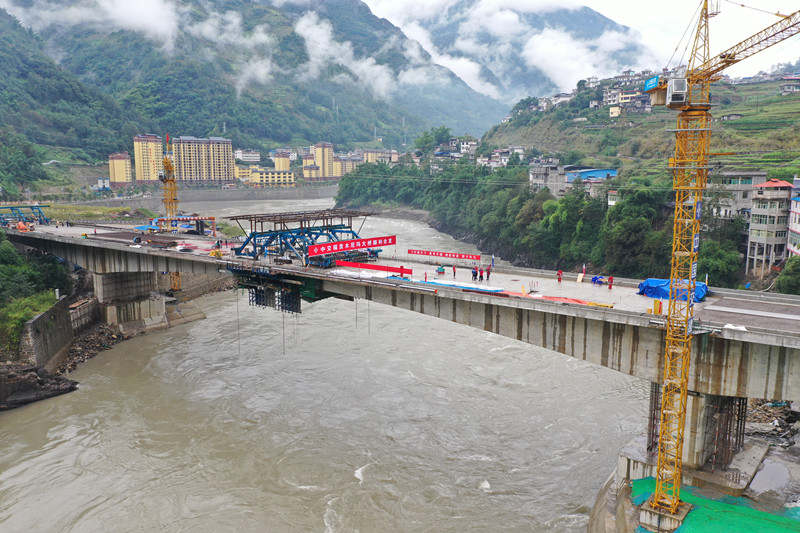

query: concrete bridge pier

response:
[93,272,167,334]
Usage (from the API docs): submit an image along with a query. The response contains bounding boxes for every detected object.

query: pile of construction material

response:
[746,399,799,447]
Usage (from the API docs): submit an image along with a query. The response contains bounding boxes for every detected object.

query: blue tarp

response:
[134,224,159,231]
[638,278,708,302]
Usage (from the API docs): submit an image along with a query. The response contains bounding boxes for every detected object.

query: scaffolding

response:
[228,209,382,267]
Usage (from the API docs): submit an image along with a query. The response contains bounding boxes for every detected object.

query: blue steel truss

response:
[234,224,381,267]
[0,205,50,225]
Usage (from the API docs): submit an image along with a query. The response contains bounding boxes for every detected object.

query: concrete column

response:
[682,392,712,469]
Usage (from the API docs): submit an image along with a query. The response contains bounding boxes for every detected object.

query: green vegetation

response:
[337,152,747,285]
[44,204,152,221]
[775,256,800,295]
[0,231,71,353]
[217,221,246,238]
[484,80,800,181]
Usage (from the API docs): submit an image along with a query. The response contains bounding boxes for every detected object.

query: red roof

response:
[754,179,793,188]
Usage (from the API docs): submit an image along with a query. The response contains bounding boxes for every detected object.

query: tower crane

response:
[645,1,800,514]
[159,136,181,292]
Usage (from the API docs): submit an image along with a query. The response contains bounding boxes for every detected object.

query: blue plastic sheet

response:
[637,278,708,302]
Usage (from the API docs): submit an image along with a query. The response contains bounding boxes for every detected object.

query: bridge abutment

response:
[93,272,167,334]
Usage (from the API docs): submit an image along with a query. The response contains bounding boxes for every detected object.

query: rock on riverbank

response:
[0,364,77,410]
[56,323,122,375]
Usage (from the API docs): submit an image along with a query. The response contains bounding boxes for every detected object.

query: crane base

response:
[638,500,692,532]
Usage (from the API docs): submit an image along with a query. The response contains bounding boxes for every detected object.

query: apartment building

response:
[108,152,132,184]
[133,134,163,182]
[172,136,235,181]
[250,168,295,188]
[274,152,292,171]
[712,170,764,219]
[746,179,793,277]
[234,149,261,163]
[789,177,800,257]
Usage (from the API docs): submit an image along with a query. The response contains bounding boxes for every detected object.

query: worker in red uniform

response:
[557,269,563,284]
[479,268,484,282]
[453,264,457,278]
[608,275,614,290]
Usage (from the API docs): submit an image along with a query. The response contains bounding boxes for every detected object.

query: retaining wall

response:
[17,297,74,370]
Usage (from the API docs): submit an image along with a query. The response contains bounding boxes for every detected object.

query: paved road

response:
[26,223,800,334]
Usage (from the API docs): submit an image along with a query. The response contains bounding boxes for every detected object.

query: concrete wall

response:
[156,272,234,301]
[322,280,800,402]
[17,297,74,370]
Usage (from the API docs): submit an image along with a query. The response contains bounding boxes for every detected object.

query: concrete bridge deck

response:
[7,225,800,403]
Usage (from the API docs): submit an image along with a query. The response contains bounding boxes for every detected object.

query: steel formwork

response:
[0,205,50,225]
[228,209,381,267]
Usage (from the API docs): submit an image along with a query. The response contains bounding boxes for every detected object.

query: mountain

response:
[368,0,649,104]
[481,78,800,182]
[0,9,144,158]
[0,9,149,196]
[0,0,507,155]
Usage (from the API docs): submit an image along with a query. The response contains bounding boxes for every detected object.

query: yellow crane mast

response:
[159,137,181,292]
[646,2,800,514]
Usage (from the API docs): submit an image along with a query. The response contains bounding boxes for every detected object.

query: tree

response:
[698,241,741,288]
[775,256,800,295]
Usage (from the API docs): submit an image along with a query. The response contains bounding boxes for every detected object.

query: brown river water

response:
[0,199,648,532]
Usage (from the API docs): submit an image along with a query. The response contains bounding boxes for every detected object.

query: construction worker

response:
[453,264,456,278]
[479,268,484,282]
[557,269,563,284]
[486,265,491,281]
[608,275,614,290]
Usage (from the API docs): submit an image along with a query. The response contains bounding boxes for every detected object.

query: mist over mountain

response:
[365,0,652,103]
[0,0,507,152]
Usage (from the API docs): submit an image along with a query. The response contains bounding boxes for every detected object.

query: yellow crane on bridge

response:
[159,136,181,292]
[645,1,800,515]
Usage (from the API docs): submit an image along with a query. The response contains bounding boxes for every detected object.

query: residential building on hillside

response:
[172,136,235,181]
[789,193,800,257]
[746,178,793,277]
[235,165,252,182]
[529,164,617,198]
[108,152,132,184]
[712,170,764,219]
[789,177,800,257]
[133,134,163,182]
[249,168,295,188]
[274,152,291,171]
[313,142,334,178]
[603,88,620,106]
[234,149,260,162]
[780,82,800,95]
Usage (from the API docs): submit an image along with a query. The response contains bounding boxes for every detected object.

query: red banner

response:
[408,249,480,261]
[335,260,411,275]
[308,235,396,257]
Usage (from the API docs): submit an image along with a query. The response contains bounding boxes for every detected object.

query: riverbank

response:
[0,363,77,410]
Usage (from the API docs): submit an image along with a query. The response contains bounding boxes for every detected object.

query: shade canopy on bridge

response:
[227,208,374,233]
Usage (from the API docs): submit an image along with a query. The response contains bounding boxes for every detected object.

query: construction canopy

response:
[637,279,709,302]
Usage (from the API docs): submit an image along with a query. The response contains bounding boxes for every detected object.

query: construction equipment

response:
[159,137,181,292]
[645,2,800,514]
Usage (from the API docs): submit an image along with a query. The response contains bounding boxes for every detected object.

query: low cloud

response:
[294,11,445,99]
[363,0,651,101]
[0,0,180,48]
[522,28,647,91]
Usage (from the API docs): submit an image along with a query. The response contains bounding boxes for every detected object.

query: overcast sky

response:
[365,0,800,78]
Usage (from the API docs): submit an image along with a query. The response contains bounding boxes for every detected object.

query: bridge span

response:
[7,227,800,472]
